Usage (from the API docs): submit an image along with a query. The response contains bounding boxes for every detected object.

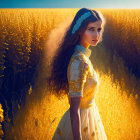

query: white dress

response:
[52,44,108,140]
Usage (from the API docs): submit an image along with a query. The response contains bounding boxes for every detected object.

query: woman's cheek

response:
[85,30,91,35]
[85,31,92,40]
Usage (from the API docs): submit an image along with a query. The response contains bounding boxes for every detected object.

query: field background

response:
[0,8,140,140]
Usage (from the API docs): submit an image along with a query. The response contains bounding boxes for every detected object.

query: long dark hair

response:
[46,7,105,97]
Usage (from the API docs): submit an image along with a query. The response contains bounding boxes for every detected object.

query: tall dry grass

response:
[0,8,139,140]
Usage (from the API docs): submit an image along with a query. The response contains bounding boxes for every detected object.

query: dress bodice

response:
[67,44,99,109]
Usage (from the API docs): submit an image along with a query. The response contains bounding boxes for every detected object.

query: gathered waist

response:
[80,99,95,109]
[68,95,95,109]
[80,103,94,109]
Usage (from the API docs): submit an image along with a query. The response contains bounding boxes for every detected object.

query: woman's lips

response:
[92,40,98,42]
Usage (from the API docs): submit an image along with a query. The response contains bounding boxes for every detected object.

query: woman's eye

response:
[88,28,102,32]
[88,29,101,31]
[89,29,94,31]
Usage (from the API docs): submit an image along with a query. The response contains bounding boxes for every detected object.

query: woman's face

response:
[80,20,103,47]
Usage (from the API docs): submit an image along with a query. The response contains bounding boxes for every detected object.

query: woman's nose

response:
[93,31,100,38]
[96,31,100,36]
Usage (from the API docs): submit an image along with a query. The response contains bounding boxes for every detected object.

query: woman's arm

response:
[69,96,82,140]
[67,56,89,140]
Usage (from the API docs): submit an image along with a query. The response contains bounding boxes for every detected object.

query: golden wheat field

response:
[0,8,140,140]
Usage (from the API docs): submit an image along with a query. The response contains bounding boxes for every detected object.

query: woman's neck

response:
[79,41,90,49]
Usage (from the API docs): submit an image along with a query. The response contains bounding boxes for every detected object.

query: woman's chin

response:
[90,43,97,46]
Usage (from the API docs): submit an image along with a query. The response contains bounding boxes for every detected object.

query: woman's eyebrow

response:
[88,26,95,28]
[88,26,102,29]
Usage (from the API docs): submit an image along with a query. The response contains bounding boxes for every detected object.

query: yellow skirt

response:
[52,102,107,140]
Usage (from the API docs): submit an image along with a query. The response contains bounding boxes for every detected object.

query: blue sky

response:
[0,0,140,8]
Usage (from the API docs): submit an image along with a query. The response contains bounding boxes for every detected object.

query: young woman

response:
[47,7,107,140]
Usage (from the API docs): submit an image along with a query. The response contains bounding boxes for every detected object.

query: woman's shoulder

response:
[67,52,89,81]
[72,51,88,63]
[68,52,89,70]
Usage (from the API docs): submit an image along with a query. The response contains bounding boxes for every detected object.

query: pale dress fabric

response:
[52,44,107,140]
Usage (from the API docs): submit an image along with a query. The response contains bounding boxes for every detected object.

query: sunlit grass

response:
[0,8,140,140]
[96,71,140,140]
[0,104,4,139]
[4,60,140,140]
